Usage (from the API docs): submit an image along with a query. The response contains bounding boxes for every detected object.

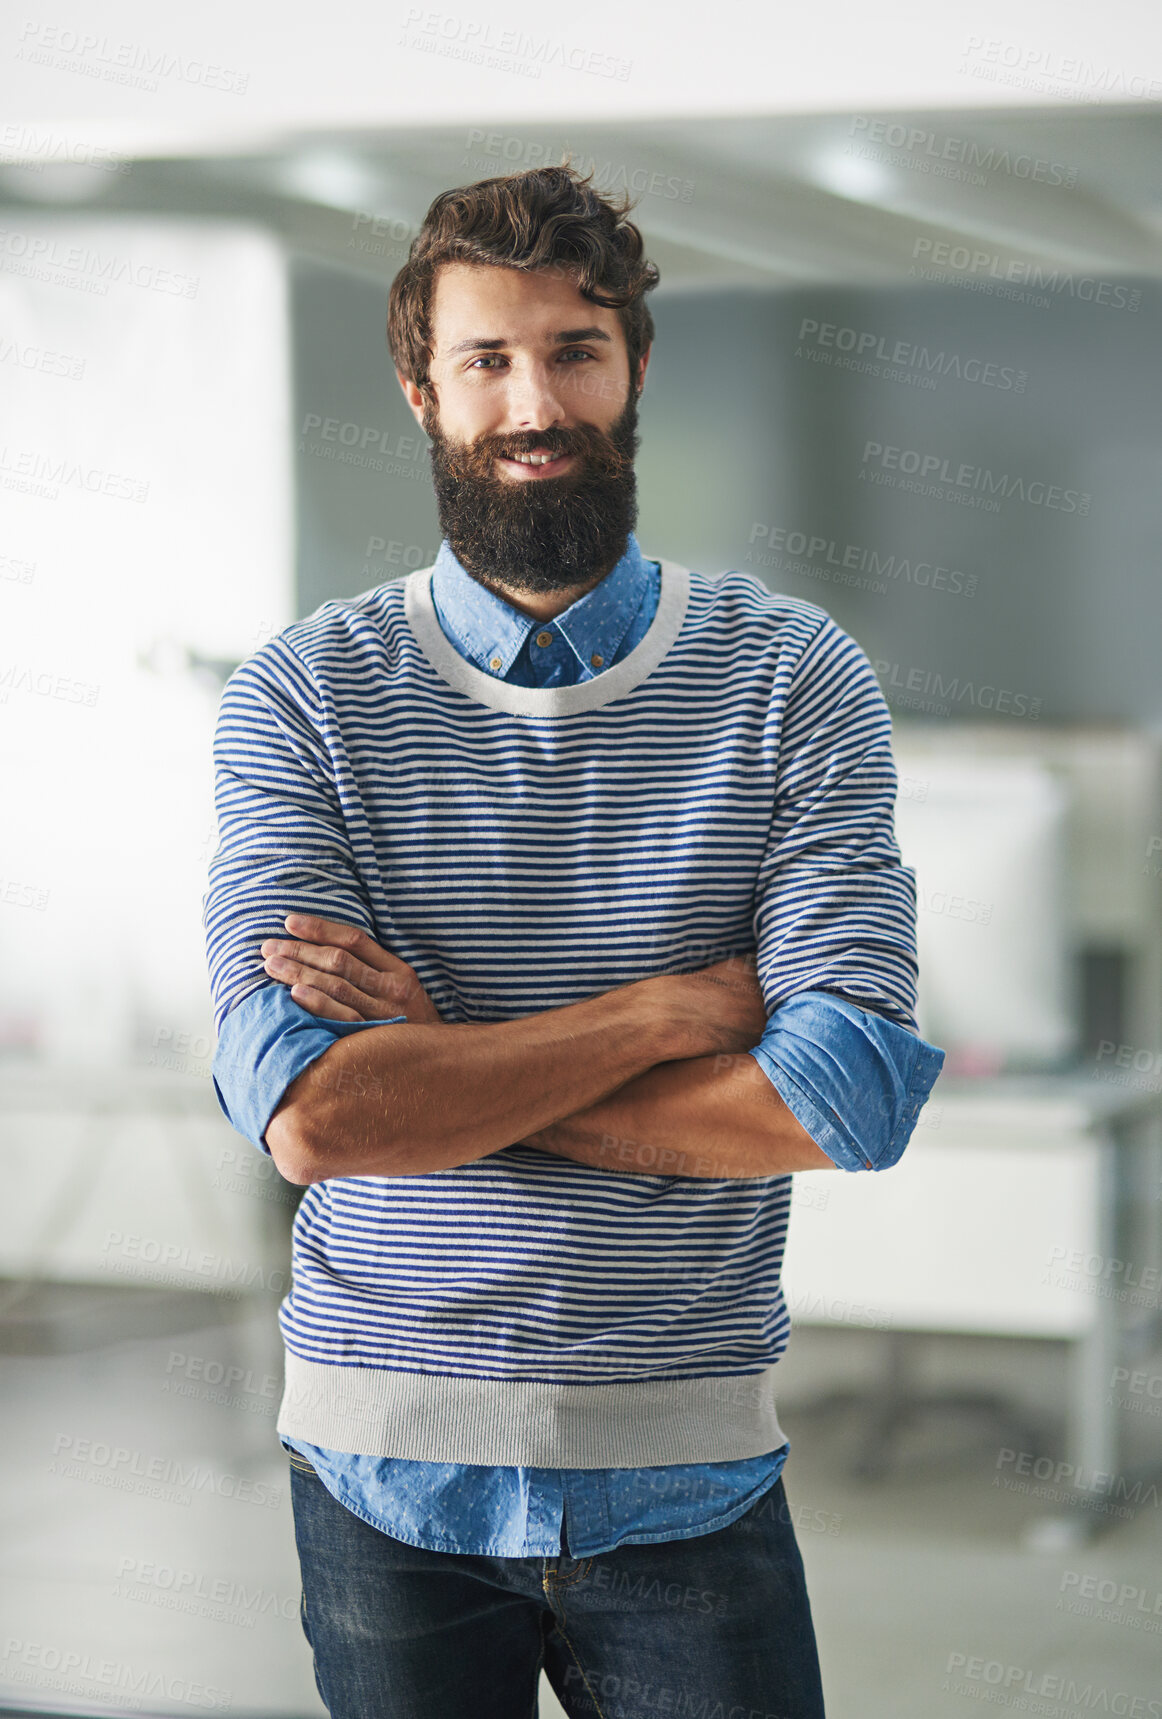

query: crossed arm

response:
[210,619,940,1188]
[515,1053,831,1179]
[258,914,834,1181]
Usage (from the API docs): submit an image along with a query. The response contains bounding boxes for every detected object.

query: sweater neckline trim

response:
[402,556,691,716]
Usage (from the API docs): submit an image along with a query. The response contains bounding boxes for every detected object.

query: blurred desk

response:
[781,1071,1162,1492]
[0,1060,296,1297]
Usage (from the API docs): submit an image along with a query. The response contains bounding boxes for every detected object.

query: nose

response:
[503,359,570,435]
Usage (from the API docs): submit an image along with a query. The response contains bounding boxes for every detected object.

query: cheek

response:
[441,391,502,443]
[572,369,626,413]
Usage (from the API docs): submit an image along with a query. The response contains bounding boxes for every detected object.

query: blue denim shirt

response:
[215,530,944,1555]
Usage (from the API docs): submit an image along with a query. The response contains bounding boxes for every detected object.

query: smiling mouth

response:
[498,451,576,479]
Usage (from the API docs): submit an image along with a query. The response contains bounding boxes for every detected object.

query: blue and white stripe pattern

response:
[204,531,943,1482]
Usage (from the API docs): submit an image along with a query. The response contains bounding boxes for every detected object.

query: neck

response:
[479,570,607,623]
[465,546,626,622]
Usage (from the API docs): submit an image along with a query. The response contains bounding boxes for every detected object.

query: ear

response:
[635,344,652,396]
[397,370,427,430]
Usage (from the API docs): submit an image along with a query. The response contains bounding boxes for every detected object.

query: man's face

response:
[399,260,649,597]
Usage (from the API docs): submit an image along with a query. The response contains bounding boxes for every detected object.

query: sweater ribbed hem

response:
[275,1351,788,1468]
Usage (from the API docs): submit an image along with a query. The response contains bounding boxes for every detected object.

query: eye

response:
[466,349,597,371]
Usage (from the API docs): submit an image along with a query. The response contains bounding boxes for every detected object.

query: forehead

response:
[428,261,624,354]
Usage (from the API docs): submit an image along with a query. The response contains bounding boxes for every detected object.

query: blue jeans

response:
[287,1448,827,1718]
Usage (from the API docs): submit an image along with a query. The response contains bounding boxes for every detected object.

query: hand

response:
[516,951,768,1155]
[661,947,769,1058]
[259,914,444,1024]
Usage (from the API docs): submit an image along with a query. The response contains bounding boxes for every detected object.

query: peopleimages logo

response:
[114,1555,298,1623]
[746,519,977,597]
[0,227,200,297]
[49,1432,283,1510]
[461,128,694,201]
[0,336,86,380]
[0,123,132,174]
[943,1650,1161,1713]
[0,444,149,502]
[872,658,1041,719]
[397,8,632,81]
[860,441,1090,515]
[959,33,1162,102]
[847,115,1078,187]
[994,1446,1160,1514]
[796,317,1028,392]
[910,237,1140,310]
[3,1639,231,1712]
[14,20,249,94]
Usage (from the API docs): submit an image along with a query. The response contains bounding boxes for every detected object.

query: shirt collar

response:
[430,533,650,679]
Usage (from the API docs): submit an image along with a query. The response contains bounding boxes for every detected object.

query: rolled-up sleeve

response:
[747,990,944,1171]
[213,983,407,1155]
[745,611,945,1168]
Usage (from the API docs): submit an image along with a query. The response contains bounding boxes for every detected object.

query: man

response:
[205,163,944,1719]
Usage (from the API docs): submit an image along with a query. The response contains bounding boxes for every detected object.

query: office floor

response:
[2,1286,1160,1719]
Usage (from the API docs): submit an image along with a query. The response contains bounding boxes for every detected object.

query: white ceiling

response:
[1,0,1159,154]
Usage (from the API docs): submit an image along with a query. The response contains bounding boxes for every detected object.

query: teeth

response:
[511,452,559,465]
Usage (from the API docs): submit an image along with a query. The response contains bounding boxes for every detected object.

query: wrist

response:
[628,975,713,1063]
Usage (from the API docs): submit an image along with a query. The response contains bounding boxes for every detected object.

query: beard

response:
[421,385,642,598]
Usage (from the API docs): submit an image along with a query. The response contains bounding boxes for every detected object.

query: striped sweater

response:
[204,546,940,1467]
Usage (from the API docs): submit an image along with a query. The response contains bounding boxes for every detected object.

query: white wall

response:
[0,219,293,1069]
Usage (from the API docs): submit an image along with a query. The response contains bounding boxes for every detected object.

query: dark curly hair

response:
[387,159,660,407]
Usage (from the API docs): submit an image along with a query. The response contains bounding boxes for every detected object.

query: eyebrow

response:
[444,326,614,356]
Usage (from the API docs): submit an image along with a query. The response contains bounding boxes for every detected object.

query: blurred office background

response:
[2,7,1162,1713]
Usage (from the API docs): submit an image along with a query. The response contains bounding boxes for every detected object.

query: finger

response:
[265,957,383,1020]
[264,942,411,1012]
[288,982,363,1023]
[264,939,370,982]
[282,914,407,976]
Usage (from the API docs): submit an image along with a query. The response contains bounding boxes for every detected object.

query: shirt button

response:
[536,631,553,648]
[591,652,604,668]
[489,656,502,671]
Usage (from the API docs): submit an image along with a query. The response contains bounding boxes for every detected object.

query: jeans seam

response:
[528,1610,550,1719]
[300,1587,330,1711]
[542,1566,606,1719]
[551,1610,606,1719]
